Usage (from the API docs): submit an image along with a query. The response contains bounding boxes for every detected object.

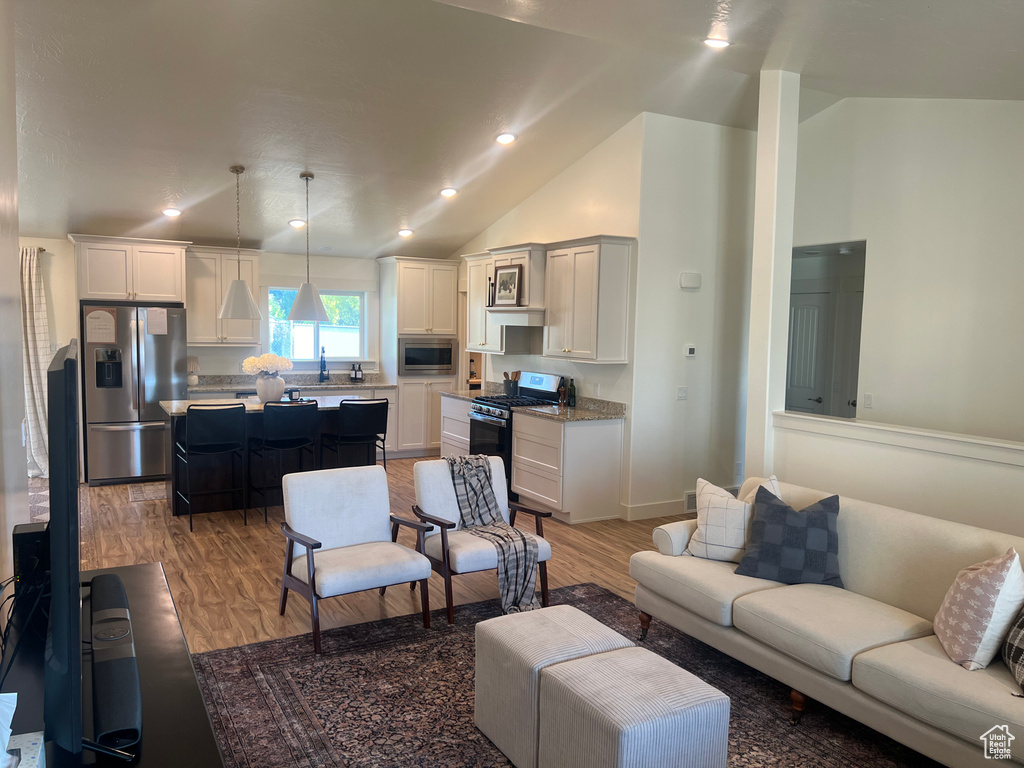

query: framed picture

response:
[493,264,523,307]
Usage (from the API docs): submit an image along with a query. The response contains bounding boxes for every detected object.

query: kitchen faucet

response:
[319,346,329,382]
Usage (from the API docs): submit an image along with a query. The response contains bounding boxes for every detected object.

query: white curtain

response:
[21,246,50,477]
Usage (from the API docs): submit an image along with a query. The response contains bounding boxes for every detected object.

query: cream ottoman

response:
[475,605,634,768]
[538,646,730,768]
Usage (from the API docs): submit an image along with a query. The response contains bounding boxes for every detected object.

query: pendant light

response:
[287,171,329,322]
[218,165,262,320]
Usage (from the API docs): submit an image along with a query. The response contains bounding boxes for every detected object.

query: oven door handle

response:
[469,411,507,427]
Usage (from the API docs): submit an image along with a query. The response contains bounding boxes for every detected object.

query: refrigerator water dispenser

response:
[95,348,123,388]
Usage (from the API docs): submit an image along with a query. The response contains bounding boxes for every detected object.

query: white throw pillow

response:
[685,476,781,563]
[935,548,1024,670]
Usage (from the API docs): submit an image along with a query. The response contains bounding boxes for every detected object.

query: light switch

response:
[679,272,702,289]
[863,393,873,408]
[677,387,688,401]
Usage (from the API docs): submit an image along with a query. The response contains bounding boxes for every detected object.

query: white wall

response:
[191,251,380,375]
[626,113,756,516]
[795,98,1024,442]
[0,0,27,577]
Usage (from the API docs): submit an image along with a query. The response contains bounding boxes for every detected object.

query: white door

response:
[429,263,458,336]
[185,253,221,343]
[543,249,572,358]
[133,245,184,302]
[786,292,831,414]
[220,255,260,344]
[397,262,430,334]
[397,379,428,449]
[426,378,456,449]
[80,244,133,300]
[568,246,599,359]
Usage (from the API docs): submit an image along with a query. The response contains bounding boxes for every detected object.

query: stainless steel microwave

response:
[398,337,457,376]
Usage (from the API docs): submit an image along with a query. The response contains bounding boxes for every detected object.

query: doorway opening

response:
[786,241,865,418]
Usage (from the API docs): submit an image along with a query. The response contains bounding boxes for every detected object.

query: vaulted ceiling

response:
[15,0,1024,258]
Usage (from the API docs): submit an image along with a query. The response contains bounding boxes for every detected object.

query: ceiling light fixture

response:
[289,219,306,229]
[703,38,730,48]
[162,207,181,217]
[217,166,262,321]
[496,133,516,145]
[440,187,458,198]
[287,171,329,323]
[398,229,414,238]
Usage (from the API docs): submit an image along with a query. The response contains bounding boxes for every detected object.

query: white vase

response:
[256,375,286,404]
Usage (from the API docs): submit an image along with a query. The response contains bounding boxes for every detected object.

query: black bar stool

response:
[321,398,390,470]
[175,403,247,532]
[248,400,320,523]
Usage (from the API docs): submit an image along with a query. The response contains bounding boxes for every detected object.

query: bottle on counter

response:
[356,363,363,382]
[567,377,577,407]
[350,363,357,382]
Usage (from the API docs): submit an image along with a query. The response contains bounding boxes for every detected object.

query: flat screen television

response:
[44,340,82,753]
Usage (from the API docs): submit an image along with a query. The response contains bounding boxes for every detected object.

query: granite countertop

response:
[160,394,366,417]
[512,404,624,423]
[187,382,396,393]
[440,390,626,422]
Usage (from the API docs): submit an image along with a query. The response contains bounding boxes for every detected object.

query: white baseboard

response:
[620,498,689,521]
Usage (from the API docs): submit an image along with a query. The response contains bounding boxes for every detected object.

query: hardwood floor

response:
[81,458,686,654]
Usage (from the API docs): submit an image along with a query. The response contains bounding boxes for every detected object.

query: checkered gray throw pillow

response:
[1001,608,1024,691]
[734,486,843,587]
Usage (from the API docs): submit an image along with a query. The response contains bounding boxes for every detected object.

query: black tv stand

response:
[2,562,224,767]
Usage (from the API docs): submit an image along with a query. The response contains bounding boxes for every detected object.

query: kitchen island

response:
[159,395,372,518]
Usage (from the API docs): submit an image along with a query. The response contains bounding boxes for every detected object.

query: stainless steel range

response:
[469,371,562,498]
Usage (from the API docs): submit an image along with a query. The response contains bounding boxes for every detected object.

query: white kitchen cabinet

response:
[511,412,623,524]
[395,258,458,336]
[439,394,471,458]
[543,236,633,363]
[397,377,456,451]
[464,253,505,354]
[72,235,188,303]
[185,247,260,346]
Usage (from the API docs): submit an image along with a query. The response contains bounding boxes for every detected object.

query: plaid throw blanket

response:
[446,455,540,614]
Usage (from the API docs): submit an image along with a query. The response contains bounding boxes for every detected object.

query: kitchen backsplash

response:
[196,372,385,388]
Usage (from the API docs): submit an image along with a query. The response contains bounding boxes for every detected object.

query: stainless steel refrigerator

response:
[81,302,187,484]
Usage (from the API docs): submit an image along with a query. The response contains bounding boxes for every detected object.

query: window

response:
[267,288,365,360]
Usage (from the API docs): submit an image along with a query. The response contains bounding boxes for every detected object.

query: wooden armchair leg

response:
[538,561,549,607]
[311,593,322,655]
[280,540,294,616]
[638,611,652,641]
[790,689,808,724]
[409,581,417,591]
[443,569,455,625]
[419,578,430,628]
[279,583,289,616]
[379,586,387,596]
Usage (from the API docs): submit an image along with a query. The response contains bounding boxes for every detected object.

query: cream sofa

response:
[629,479,1024,768]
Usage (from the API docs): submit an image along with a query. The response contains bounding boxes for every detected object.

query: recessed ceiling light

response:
[398,229,414,238]
[440,187,458,198]
[289,219,306,229]
[162,208,181,217]
[703,38,730,48]
[496,133,516,145]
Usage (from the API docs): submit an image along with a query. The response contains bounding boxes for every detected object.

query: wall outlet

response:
[735,461,743,478]
[593,383,601,397]
[676,386,688,401]
[863,392,873,408]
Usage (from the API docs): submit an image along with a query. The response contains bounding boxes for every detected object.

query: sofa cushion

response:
[629,550,784,627]
[733,584,933,680]
[854,635,1024,747]
[735,487,843,588]
[293,541,432,598]
[686,476,780,563]
[934,548,1024,671]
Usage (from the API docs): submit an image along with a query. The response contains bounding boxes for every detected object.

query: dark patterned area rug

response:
[193,584,940,768]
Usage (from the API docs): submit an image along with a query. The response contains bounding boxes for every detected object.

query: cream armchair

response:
[279,465,433,654]
[412,457,552,624]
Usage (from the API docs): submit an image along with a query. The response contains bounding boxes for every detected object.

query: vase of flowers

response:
[243,353,293,403]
